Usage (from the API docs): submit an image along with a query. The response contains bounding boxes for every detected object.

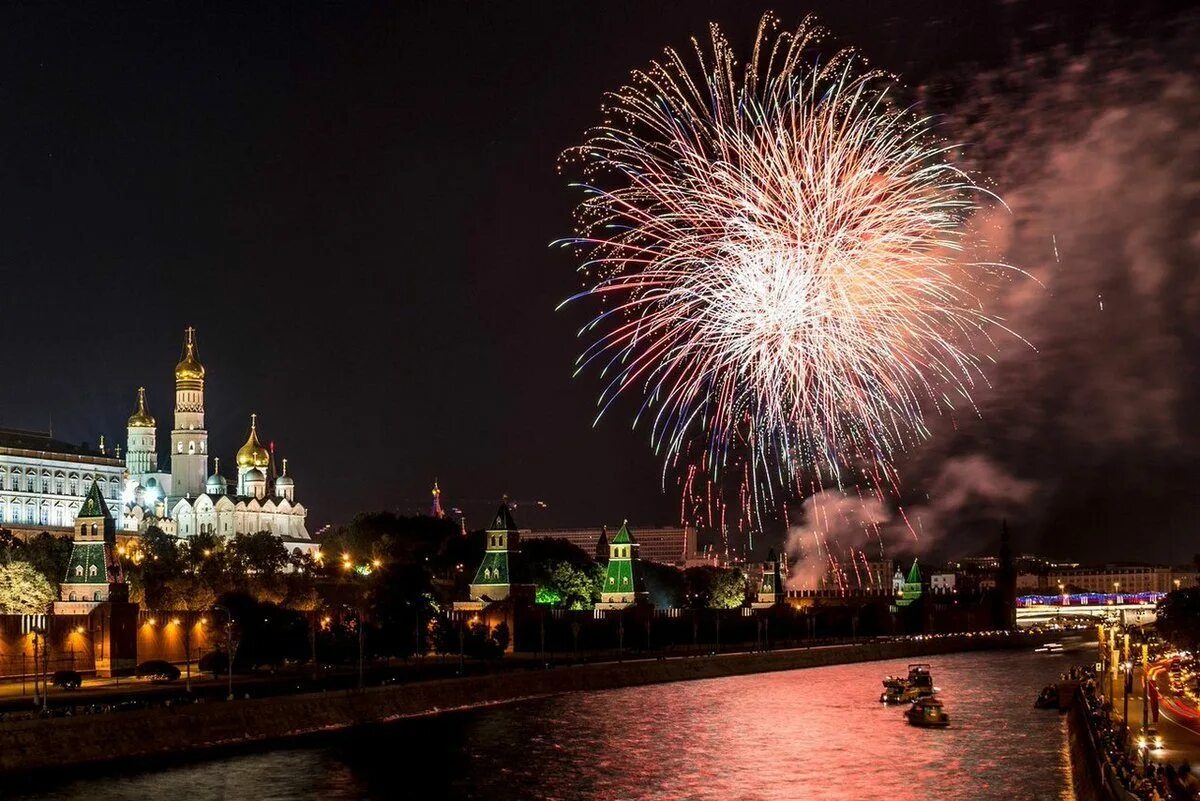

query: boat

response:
[905,697,950,728]
[1034,685,1059,709]
[879,664,936,704]
[1034,642,1063,654]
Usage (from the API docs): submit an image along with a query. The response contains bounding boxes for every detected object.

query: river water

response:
[14,646,1083,801]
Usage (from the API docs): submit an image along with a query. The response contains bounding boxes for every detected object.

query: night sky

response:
[0,2,1191,561]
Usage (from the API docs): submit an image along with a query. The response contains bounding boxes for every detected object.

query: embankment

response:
[1063,683,1126,801]
[0,632,1052,775]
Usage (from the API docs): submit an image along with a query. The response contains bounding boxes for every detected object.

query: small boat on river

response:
[1034,685,1059,709]
[880,664,936,704]
[905,697,950,728]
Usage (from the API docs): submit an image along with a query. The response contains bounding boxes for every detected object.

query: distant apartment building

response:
[1047,565,1196,594]
[522,525,698,567]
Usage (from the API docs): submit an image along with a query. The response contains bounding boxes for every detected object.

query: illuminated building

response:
[894,559,922,607]
[467,503,533,602]
[595,521,646,609]
[122,328,315,556]
[0,428,124,535]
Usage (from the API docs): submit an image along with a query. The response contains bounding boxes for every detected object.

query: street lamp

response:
[340,554,380,691]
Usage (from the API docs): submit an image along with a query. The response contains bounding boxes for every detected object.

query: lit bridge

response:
[1015,592,1164,628]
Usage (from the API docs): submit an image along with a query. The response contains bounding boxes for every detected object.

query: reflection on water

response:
[15,648,1080,801]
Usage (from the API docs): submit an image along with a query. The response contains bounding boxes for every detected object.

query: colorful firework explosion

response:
[558,14,1015,536]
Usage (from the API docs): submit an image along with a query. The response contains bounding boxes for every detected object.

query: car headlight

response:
[1138,737,1147,748]
[1155,737,1163,748]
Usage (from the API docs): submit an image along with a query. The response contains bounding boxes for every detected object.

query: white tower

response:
[170,327,208,501]
[125,387,157,476]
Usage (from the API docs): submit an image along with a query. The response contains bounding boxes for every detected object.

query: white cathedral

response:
[120,328,316,556]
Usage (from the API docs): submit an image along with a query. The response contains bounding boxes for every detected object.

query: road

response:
[1114,659,1200,768]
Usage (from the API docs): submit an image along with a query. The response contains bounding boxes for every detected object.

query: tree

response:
[154,575,217,613]
[708,568,747,609]
[685,566,747,609]
[0,561,56,614]
[1157,588,1200,651]
[16,532,71,585]
[227,531,288,576]
[539,561,601,610]
[641,561,686,608]
[524,538,602,610]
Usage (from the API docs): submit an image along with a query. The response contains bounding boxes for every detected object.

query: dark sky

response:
[0,1,1189,558]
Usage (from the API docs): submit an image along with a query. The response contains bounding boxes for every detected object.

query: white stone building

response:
[0,429,124,535]
[122,328,316,557]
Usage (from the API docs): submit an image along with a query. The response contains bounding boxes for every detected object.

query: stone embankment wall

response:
[1063,683,1130,801]
[0,633,1045,775]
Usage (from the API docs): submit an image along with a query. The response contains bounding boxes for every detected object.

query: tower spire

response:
[431,480,444,519]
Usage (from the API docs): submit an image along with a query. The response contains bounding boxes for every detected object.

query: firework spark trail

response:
[558,14,1017,527]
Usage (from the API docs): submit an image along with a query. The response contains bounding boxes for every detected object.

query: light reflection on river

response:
[15,647,1082,801]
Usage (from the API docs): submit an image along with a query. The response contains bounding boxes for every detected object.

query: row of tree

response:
[0,513,749,664]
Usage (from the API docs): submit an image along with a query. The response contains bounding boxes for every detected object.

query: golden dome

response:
[175,326,205,381]
[127,387,156,428]
[236,413,271,469]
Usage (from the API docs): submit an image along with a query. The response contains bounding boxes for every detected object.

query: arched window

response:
[178,442,184,453]
[69,593,76,601]
[188,441,195,454]
[93,591,100,601]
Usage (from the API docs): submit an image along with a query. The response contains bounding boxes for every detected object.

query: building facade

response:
[1046,565,1192,595]
[0,429,124,535]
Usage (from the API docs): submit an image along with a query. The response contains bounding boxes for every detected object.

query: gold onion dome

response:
[127,387,155,428]
[236,413,271,469]
[175,326,205,381]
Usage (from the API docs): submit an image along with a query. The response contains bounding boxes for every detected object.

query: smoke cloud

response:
[899,19,1200,561]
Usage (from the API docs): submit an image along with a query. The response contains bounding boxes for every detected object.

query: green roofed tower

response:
[55,479,127,613]
[468,502,533,602]
[596,521,647,609]
[752,548,786,608]
[896,558,923,607]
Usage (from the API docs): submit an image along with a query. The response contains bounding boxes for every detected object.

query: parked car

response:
[135,660,181,683]
[51,670,83,690]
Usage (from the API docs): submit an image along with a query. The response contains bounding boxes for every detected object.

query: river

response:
[13,645,1084,800]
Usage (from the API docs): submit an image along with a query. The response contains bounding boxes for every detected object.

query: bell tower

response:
[125,387,157,476]
[170,327,208,501]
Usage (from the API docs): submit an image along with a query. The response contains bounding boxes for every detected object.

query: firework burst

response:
[558,15,1015,525]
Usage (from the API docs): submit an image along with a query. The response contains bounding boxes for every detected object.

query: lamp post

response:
[341,554,380,692]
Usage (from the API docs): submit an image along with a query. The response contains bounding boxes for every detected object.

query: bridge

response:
[1015,592,1163,627]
